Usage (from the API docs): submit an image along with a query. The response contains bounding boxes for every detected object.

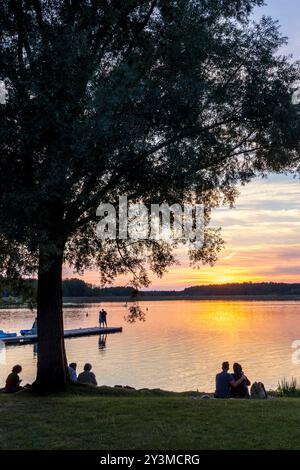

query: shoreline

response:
[2,294,300,309]
[64,294,300,302]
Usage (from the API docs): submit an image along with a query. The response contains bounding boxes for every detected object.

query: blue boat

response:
[20,318,37,336]
[20,328,37,336]
[0,330,17,339]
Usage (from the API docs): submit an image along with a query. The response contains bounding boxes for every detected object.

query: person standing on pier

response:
[102,309,107,327]
[99,308,103,327]
[99,309,108,328]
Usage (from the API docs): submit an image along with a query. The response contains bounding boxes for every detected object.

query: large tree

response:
[0,0,299,392]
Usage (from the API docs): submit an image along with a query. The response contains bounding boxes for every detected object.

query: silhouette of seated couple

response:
[215,361,251,399]
[68,363,97,387]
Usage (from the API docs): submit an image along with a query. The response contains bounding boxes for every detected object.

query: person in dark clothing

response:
[214,361,246,398]
[102,309,107,327]
[230,363,251,398]
[99,309,107,328]
[99,309,104,326]
[5,365,23,393]
[77,363,98,386]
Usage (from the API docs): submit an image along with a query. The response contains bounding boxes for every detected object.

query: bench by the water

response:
[0,326,122,345]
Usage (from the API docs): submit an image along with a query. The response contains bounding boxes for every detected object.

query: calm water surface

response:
[1,300,300,392]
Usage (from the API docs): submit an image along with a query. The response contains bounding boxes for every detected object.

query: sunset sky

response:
[64,1,300,289]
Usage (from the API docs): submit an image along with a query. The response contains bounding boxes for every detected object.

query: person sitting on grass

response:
[77,363,98,386]
[5,365,23,393]
[214,361,246,399]
[230,362,251,399]
[68,362,77,383]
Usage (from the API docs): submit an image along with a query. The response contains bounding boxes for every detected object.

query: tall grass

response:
[277,377,300,397]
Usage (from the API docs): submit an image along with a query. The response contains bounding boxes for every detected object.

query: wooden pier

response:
[0,326,122,345]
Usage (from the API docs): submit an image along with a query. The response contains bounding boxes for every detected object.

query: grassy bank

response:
[1,387,300,450]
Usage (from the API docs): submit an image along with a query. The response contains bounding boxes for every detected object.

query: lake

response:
[1,300,300,392]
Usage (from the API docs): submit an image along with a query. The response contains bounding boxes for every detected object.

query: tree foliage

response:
[0,0,299,286]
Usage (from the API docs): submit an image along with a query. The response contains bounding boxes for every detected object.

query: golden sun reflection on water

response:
[1,300,300,392]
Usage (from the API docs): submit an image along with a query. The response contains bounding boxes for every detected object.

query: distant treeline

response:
[62,278,177,297]
[183,282,300,296]
[62,278,137,297]
[62,279,300,297]
[3,278,300,299]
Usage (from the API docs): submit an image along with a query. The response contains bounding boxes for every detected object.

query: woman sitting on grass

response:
[230,363,251,399]
[5,365,23,393]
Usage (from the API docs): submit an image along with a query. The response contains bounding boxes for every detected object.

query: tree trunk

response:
[34,248,68,393]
